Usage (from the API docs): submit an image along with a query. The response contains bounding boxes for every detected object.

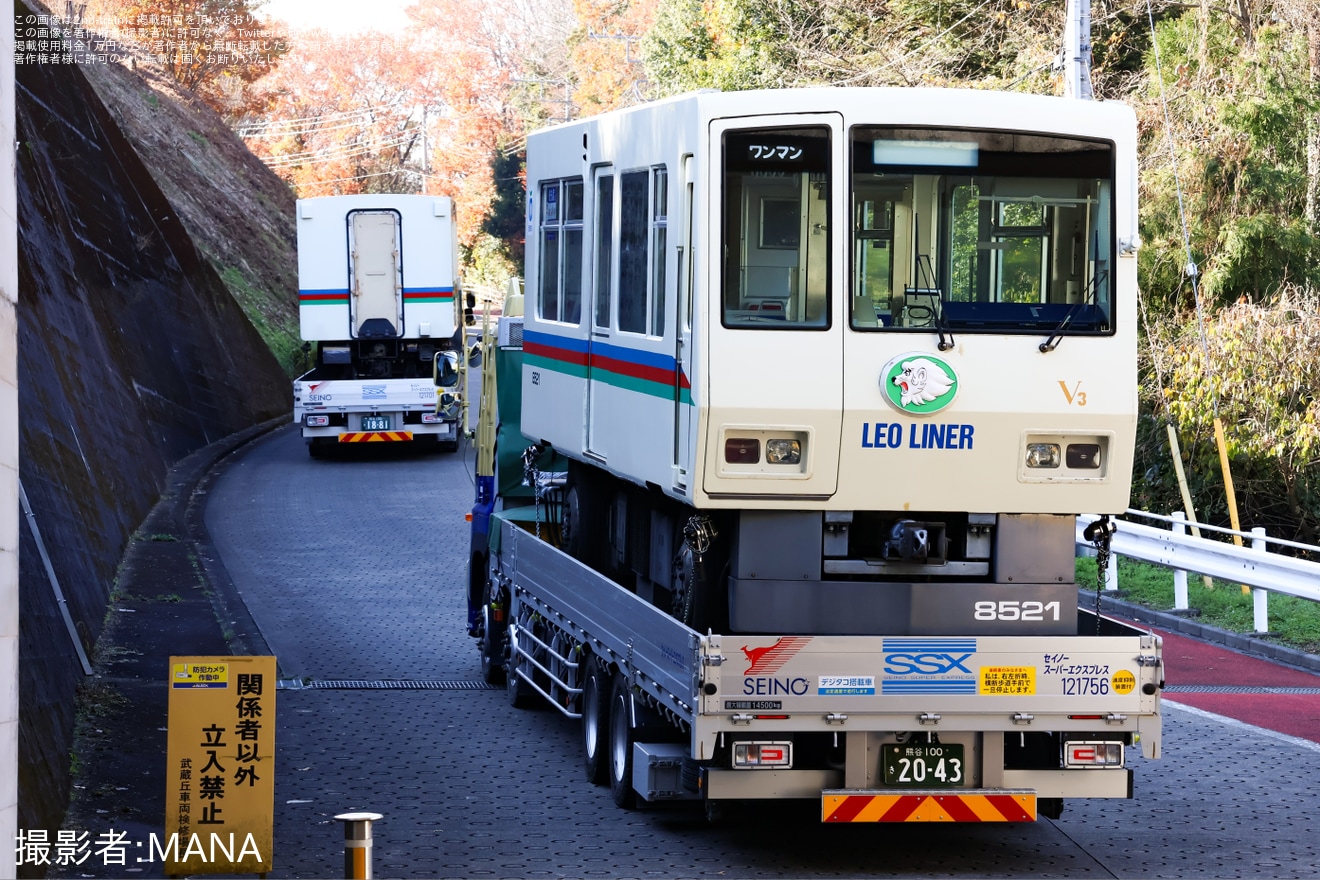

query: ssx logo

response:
[883,652,974,675]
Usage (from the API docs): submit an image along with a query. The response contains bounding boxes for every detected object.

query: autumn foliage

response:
[84,0,287,114]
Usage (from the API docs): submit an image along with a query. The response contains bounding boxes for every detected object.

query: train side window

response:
[618,170,650,334]
[721,126,831,329]
[651,166,668,337]
[537,177,584,325]
[594,173,614,330]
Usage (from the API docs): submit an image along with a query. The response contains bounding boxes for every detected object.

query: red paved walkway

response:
[1137,622,1320,744]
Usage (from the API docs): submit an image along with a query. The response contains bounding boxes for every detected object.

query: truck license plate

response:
[882,744,965,787]
[362,415,390,431]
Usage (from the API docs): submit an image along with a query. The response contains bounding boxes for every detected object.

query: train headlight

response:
[765,438,801,465]
[1026,443,1061,468]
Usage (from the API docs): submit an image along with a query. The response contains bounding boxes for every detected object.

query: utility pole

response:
[1061,0,1094,100]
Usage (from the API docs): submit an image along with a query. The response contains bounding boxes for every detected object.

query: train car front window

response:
[722,127,831,329]
[850,127,1115,336]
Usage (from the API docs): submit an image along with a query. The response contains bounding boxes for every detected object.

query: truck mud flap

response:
[822,789,1036,822]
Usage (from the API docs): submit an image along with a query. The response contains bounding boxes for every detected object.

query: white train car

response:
[521,88,1138,637]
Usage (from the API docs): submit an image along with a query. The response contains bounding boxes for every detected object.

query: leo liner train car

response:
[469,87,1162,823]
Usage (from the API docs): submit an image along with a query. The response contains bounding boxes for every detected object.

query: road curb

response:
[185,418,291,660]
[1082,588,1320,675]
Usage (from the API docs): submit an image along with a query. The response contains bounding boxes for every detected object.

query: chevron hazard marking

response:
[338,432,414,443]
[822,791,1036,822]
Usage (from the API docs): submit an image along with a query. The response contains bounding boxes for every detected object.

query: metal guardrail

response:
[1076,511,1320,634]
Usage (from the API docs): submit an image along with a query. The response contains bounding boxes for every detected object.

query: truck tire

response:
[582,657,610,785]
[478,602,505,686]
[607,673,637,809]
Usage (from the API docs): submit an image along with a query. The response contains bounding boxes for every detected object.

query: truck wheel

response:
[582,658,610,785]
[479,602,505,686]
[608,674,637,809]
[308,438,330,458]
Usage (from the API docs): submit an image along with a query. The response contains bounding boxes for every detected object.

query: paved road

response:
[204,426,1320,878]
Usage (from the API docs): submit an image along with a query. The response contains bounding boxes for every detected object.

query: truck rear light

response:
[304,415,330,427]
[421,412,443,424]
[732,741,792,769]
[724,438,760,464]
[1064,741,1123,768]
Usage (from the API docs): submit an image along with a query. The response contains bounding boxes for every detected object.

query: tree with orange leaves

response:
[240,28,432,198]
[84,0,286,114]
[568,0,658,114]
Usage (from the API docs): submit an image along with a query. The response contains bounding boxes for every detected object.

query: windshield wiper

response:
[913,248,955,352]
[1039,268,1108,353]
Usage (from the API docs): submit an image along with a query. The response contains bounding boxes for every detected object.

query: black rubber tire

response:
[582,658,610,785]
[562,481,597,569]
[608,674,636,809]
[478,602,504,686]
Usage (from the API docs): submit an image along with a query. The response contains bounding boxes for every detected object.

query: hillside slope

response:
[15,0,296,843]
[75,36,303,373]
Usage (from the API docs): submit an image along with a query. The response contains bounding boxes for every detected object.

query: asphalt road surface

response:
[202,426,1320,879]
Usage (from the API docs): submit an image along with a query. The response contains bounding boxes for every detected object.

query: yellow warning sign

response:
[979,665,1036,696]
[1112,669,1137,695]
[166,655,275,876]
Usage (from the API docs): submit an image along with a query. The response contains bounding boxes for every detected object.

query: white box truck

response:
[292,195,464,456]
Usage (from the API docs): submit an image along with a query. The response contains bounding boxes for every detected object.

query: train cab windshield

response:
[721,127,833,328]
[850,126,1115,336]
[720,123,1116,337]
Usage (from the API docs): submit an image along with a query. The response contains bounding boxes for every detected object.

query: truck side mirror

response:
[435,350,460,387]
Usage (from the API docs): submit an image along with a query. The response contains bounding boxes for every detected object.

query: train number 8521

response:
[973,600,1061,621]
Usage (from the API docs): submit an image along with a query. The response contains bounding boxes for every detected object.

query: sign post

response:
[165,656,276,876]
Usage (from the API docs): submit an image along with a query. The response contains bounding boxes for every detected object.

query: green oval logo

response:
[881,353,959,415]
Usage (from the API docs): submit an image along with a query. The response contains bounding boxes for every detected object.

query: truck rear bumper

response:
[823,789,1037,822]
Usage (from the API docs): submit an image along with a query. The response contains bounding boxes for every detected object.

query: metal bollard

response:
[1250,527,1270,634]
[1171,512,1189,610]
[335,812,383,879]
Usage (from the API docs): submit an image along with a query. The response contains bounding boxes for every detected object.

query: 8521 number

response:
[973,600,1061,621]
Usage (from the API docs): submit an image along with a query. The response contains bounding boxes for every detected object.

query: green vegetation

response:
[219,265,302,377]
[1077,557,1320,655]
